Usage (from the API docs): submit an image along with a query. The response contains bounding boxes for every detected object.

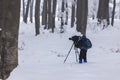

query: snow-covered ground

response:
[8,20,120,80]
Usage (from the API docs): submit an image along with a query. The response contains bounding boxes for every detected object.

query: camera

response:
[69,37,72,40]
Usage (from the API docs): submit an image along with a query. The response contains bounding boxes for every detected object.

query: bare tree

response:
[111,0,116,26]
[42,0,57,32]
[30,0,34,23]
[60,0,65,33]
[97,0,109,28]
[76,0,88,35]
[51,0,57,32]
[71,0,76,28]
[91,0,98,20]
[35,0,41,36]
[23,0,25,22]
[42,0,48,29]
[24,0,31,23]
[0,0,20,79]
[47,0,52,29]
[65,0,68,25]
[42,0,47,26]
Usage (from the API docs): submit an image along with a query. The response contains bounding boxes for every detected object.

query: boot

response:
[84,60,87,63]
[79,60,82,63]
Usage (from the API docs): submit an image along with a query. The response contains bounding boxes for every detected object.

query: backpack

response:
[80,36,92,50]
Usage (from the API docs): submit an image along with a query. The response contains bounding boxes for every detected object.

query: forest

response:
[0,0,120,80]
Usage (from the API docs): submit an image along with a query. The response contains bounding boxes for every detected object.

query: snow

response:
[7,19,120,80]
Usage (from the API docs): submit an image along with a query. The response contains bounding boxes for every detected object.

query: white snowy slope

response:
[8,20,120,80]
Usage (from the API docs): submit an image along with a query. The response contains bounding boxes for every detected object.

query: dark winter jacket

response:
[69,35,81,47]
[69,35,92,50]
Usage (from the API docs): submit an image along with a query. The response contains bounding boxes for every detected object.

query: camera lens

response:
[69,38,72,40]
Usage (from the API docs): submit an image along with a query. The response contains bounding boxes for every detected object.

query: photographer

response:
[69,35,92,63]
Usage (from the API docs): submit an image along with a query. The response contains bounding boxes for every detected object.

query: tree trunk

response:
[111,0,116,26]
[97,0,109,27]
[51,0,57,32]
[0,0,20,79]
[60,0,65,33]
[35,0,41,36]
[47,0,52,29]
[71,0,76,28]
[92,0,97,20]
[76,0,88,35]
[65,0,68,25]
[97,0,103,24]
[30,0,34,23]
[23,0,25,22]
[42,0,47,27]
[24,0,31,23]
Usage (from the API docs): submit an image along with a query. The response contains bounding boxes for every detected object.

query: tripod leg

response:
[74,48,79,63]
[64,43,74,63]
[75,52,78,63]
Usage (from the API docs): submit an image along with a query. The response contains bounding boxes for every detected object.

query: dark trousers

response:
[79,49,87,62]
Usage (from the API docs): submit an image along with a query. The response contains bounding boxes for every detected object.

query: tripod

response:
[64,43,79,63]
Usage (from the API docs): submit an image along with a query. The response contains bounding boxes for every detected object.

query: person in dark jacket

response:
[69,35,92,63]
